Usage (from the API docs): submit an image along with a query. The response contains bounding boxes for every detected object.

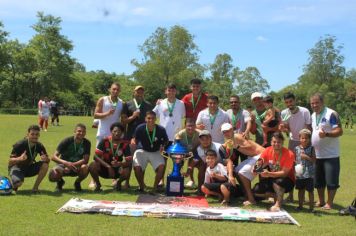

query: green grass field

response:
[0,114,355,235]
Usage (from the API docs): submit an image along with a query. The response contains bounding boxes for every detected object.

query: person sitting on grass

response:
[201,149,228,204]
[294,129,316,212]
[89,122,132,192]
[8,125,50,193]
[253,132,295,212]
[48,123,91,192]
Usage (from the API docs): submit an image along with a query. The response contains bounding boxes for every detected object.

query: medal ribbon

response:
[191,93,202,113]
[109,138,122,159]
[231,109,242,128]
[27,140,37,162]
[167,99,176,116]
[316,107,327,127]
[146,125,156,147]
[73,137,83,155]
[209,110,218,128]
[133,98,142,109]
[272,149,283,171]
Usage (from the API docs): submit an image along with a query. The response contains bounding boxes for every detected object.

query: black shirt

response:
[10,139,47,167]
[57,136,91,162]
[122,100,153,139]
[134,123,168,152]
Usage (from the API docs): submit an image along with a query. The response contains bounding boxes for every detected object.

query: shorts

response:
[133,149,165,171]
[53,164,79,177]
[295,178,314,192]
[222,182,244,198]
[98,166,121,179]
[9,162,45,185]
[314,157,340,190]
[203,182,224,193]
[234,155,260,181]
[253,177,295,194]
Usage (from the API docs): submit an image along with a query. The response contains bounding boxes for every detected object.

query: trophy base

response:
[166,175,184,196]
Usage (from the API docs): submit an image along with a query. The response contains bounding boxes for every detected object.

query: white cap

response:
[221,123,233,132]
[251,92,263,100]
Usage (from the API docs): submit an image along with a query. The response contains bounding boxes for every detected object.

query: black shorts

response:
[295,178,314,192]
[314,157,340,190]
[203,182,224,193]
[98,166,121,179]
[253,177,295,194]
[222,182,244,198]
[9,162,45,184]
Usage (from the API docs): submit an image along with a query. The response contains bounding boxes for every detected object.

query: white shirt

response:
[281,106,311,141]
[311,107,340,159]
[39,101,50,117]
[97,96,123,139]
[153,98,185,141]
[226,109,251,133]
[196,108,230,144]
[204,163,227,184]
[195,142,223,163]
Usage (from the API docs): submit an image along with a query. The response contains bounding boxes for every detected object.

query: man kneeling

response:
[49,123,91,191]
[89,122,132,192]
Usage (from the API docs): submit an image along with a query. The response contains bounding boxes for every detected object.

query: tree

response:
[233,66,270,107]
[131,25,200,102]
[206,53,235,108]
[28,12,76,105]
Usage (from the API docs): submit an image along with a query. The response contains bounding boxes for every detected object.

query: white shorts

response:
[234,154,260,181]
[133,149,165,171]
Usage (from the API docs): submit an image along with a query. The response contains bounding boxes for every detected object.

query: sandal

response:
[321,204,332,210]
[243,200,256,206]
[269,205,281,212]
[221,200,229,206]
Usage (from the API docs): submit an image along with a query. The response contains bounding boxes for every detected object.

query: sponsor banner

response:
[57,198,300,226]
[136,195,209,207]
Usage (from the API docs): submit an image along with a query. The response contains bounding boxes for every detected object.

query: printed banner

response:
[57,198,300,226]
[136,195,209,207]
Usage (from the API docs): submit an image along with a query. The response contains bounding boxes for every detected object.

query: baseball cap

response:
[134,85,144,91]
[251,92,263,100]
[221,123,233,132]
[199,130,211,137]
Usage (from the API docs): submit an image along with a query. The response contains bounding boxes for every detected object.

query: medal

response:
[191,93,202,113]
[315,107,326,130]
[209,110,218,130]
[146,125,156,149]
[167,99,176,118]
[151,144,153,148]
[169,113,173,117]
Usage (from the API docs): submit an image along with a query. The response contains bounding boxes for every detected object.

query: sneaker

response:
[185,180,196,189]
[340,199,356,216]
[55,179,65,191]
[74,181,82,192]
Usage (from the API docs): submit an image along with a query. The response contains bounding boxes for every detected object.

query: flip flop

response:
[321,204,332,210]
[243,200,256,206]
[269,206,281,212]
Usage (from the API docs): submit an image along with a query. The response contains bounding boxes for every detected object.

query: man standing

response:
[181,79,208,120]
[50,98,60,126]
[153,84,186,143]
[132,111,169,192]
[250,92,278,146]
[122,86,153,140]
[196,95,230,144]
[280,92,311,201]
[8,125,50,193]
[226,95,251,139]
[94,82,123,144]
[310,93,343,210]
[38,97,50,132]
[49,124,91,191]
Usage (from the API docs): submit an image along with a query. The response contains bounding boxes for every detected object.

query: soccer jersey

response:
[95,137,131,164]
[153,98,186,141]
[175,129,200,152]
[204,163,227,184]
[133,124,169,152]
[181,92,208,120]
[226,109,251,133]
[97,96,123,140]
[281,106,311,141]
[10,139,47,168]
[56,136,91,162]
[38,100,50,117]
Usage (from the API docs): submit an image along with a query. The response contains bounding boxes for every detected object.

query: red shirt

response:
[181,92,208,120]
[260,146,295,182]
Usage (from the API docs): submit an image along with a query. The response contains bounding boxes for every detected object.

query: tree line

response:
[0,12,355,117]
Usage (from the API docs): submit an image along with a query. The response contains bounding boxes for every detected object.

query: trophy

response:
[161,140,192,196]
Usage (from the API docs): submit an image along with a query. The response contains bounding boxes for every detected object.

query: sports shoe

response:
[185,180,196,189]
[340,199,356,216]
[74,181,82,192]
[55,179,65,191]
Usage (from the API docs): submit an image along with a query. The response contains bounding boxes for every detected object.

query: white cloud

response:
[256,36,267,42]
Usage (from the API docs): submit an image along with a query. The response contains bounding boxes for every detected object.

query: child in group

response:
[261,96,280,147]
[201,149,228,204]
[294,129,316,212]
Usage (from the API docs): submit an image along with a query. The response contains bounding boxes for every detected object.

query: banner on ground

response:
[57,198,300,226]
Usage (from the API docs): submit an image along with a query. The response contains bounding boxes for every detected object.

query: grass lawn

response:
[0,114,355,235]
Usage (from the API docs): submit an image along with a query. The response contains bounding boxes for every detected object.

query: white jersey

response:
[97,96,123,140]
[311,107,340,159]
[196,108,230,144]
[281,106,311,141]
[38,100,50,117]
[204,163,227,184]
[153,98,186,141]
[226,109,251,133]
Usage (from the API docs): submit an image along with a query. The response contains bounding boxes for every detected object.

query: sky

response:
[1,0,356,91]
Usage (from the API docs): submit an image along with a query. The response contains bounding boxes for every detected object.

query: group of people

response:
[38,97,60,131]
[8,80,343,212]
